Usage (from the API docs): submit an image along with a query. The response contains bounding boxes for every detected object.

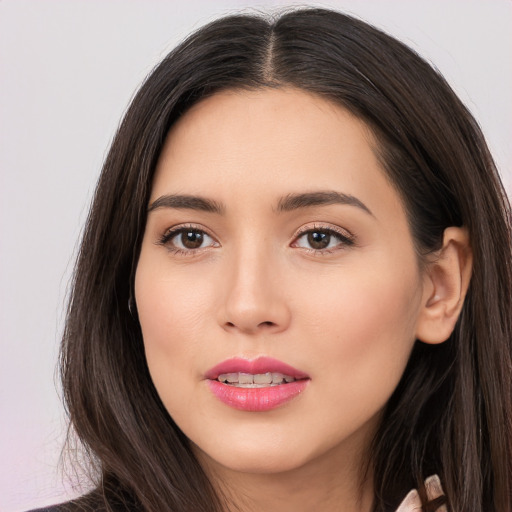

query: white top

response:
[396,475,447,511]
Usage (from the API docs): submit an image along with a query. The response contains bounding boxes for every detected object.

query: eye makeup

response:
[155,220,356,258]
[291,223,356,255]
[156,223,219,256]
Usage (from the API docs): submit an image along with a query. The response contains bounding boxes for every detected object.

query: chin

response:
[191,432,317,476]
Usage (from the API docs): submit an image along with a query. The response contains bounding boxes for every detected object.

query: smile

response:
[205,357,310,411]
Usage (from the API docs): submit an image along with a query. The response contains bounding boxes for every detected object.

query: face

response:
[135,88,428,478]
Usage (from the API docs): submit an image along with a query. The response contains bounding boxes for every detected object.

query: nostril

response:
[259,321,275,327]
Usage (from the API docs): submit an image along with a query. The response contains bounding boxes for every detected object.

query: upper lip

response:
[205,357,309,380]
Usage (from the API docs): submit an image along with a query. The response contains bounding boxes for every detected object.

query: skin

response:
[135,88,470,511]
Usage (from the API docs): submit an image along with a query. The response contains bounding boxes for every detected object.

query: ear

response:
[415,227,472,344]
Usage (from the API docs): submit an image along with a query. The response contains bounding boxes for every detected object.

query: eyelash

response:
[292,224,355,254]
[157,224,218,256]
[156,223,355,256]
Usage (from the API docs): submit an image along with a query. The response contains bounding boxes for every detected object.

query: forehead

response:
[151,88,401,221]
[158,87,376,163]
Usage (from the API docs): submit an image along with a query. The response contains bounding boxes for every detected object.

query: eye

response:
[292,226,354,252]
[159,226,218,253]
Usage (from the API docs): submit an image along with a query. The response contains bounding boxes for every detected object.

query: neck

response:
[196,432,375,512]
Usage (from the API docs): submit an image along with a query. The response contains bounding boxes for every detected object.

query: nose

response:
[218,249,291,335]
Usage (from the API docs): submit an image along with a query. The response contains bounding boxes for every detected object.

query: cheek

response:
[134,255,215,399]
[135,248,217,337]
[297,261,422,413]
[137,278,208,344]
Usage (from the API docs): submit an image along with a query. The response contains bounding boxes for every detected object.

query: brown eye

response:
[161,228,217,252]
[294,227,354,252]
[307,231,330,249]
[180,230,204,249]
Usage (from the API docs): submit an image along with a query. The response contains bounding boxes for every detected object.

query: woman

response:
[32,7,511,512]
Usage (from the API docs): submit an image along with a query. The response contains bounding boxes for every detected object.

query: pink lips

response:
[205,357,310,412]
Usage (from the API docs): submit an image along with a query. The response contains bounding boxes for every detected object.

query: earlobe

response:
[415,227,473,344]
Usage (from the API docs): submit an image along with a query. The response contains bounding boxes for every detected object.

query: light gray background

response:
[1,1,511,510]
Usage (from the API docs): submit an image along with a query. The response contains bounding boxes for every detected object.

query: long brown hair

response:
[61,8,512,511]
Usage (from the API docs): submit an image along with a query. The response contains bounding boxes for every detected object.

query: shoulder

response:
[27,504,91,512]
[27,508,68,512]
[27,506,92,512]
[26,492,110,512]
[26,489,140,512]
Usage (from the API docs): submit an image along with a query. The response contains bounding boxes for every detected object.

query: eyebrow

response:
[147,190,373,216]
[277,191,373,216]
[148,194,225,214]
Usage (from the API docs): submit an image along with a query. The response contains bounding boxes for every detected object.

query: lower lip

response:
[206,379,309,412]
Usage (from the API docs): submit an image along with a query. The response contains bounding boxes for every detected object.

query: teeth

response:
[217,372,297,387]
[239,373,253,385]
[253,373,273,384]
[272,372,286,384]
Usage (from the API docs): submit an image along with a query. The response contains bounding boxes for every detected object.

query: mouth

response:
[216,372,297,387]
[205,357,310,412]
